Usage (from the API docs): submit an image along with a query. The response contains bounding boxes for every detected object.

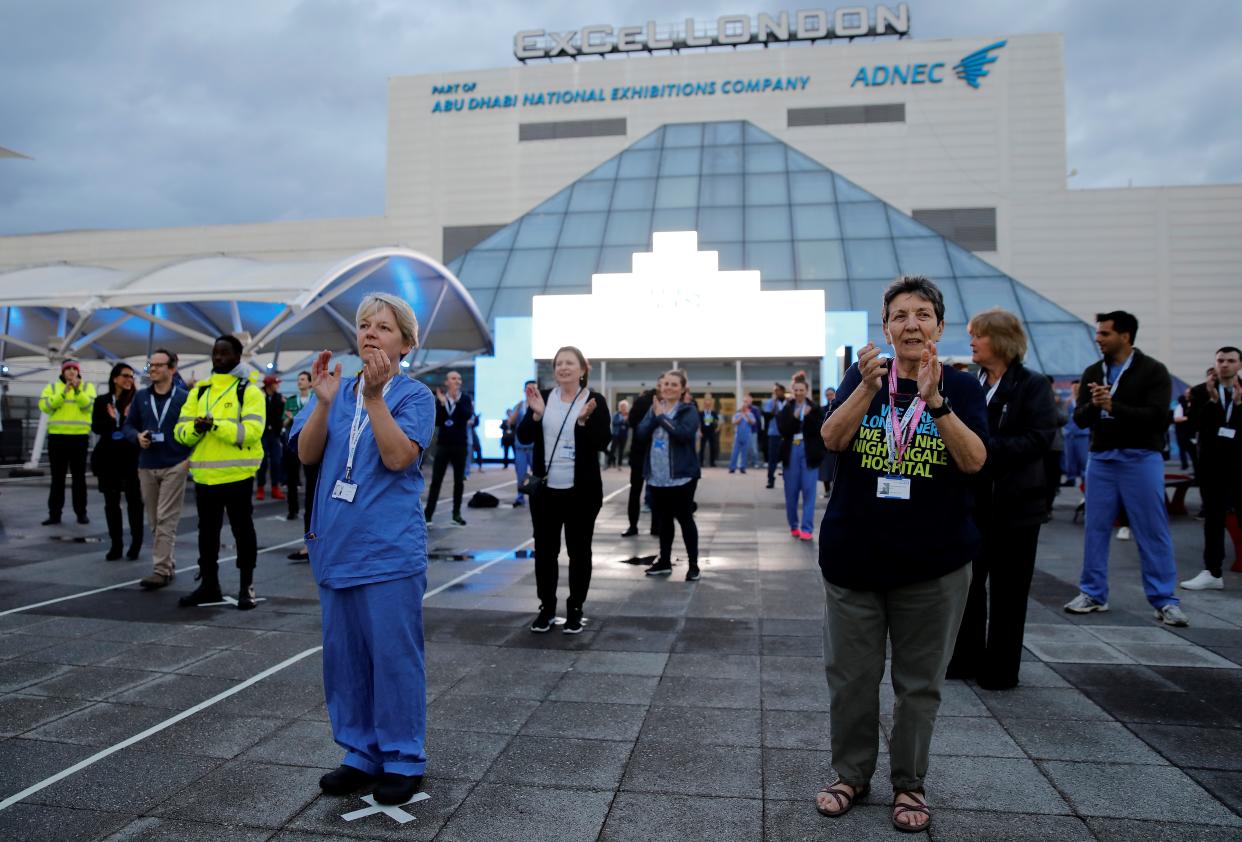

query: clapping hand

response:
[106,402,117,421]
[857,343,888,394]
[525,382,545,420]
[311,350,343,405]
[1088,382,1112,413]
[577,397,596,425]
[917,341,943,406]
[360,348,395,401]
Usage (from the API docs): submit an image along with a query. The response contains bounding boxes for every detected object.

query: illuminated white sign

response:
[532,232,826,360]
[515,6,910,61]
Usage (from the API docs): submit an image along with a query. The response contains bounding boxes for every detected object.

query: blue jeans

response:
[256,430,284,487]
[729,433,750,471]
[1080,452,1178,608]
[513,446,533,502]
[784,443,818,532]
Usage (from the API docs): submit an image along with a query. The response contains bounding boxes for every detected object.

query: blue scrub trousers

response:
[730,430,751,472]
[513,445,533,502]
[1063,436,1089,482]
[1080,452,1178,608]
[784,442,818,533]
[319,572,428,777]
[767,436,783,483]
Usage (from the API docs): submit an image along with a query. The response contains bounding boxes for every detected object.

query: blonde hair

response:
[356,293,419,348]
[968,308,1027,364]
[554,345,590,387]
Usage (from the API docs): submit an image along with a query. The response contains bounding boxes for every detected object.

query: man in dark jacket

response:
[1183,346,1242,590]
[255,375,286,501]
[1064,311,1187,626]
[425,370,472,526]
[622,389,655,537]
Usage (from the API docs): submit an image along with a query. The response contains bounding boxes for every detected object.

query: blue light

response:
[400,359,411,368]
[390,259,421,307]
[265,362,275,370]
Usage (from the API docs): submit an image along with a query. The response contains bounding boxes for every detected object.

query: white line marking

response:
[0,645,323,812]
[0,481,632,811]
[0,538,304,617]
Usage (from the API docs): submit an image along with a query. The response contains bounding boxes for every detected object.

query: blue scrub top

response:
[290,375,436,589]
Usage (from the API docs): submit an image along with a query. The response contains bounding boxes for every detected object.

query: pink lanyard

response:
[885,373,926,472]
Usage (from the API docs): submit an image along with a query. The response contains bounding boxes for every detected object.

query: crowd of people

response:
[28,273,1236,832]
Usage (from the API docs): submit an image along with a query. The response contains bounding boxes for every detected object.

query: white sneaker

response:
[1116,526,1132,541]
[1064,592,1109,614]
[1155,604,1190,627]
[1180,570,1224,590]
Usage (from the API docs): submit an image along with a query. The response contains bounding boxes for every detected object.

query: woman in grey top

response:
[634,370,702,581]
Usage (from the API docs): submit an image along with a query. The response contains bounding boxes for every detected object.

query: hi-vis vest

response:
[174,371,266,485]
[39,380,96,435]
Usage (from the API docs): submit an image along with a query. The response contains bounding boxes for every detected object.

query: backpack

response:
[467,491,500,508]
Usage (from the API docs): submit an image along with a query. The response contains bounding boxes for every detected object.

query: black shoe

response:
[513,498,525,507]
[621,526,638,537]
[126,543,141,560]
[765,481,774,489]
[686,566,701,582]
[178,580,224,607]
[373,772,423,805]
[139,572,173,590]
[105,546,123,561]
[285,512,299,521]
[452,513,467,526]
[645,559,673,576]
[42,516,61,526]
[319,764,376,795]
[530,606,556,633]
[287,549,309,561]
[562,609,584,635]
[237,586,258,611]
[76,514,90,525]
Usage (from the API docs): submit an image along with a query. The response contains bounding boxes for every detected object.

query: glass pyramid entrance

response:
[446,120,1099,376]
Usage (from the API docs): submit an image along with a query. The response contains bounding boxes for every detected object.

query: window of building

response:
[519,118,627,142]
[912,208,997,252]
[787,104,906,127]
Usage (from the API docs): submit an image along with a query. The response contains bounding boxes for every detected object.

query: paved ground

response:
[0,461,1239,841]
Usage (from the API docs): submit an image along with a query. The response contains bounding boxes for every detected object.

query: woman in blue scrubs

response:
[291,292,436,806]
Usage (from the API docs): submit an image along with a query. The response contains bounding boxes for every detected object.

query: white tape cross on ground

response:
[342,792,431,823]
[0,482,630,816]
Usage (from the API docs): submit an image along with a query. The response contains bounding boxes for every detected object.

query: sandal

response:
[891,791,931,833]
[816,780,868,817]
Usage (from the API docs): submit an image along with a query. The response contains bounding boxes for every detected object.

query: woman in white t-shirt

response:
[516,346,612,634]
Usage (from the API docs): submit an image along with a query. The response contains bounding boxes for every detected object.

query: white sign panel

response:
[532,231,826,360]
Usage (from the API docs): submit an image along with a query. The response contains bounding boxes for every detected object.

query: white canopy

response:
[0,247,493,379]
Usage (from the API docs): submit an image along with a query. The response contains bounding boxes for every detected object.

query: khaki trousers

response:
[822,563,971,793]
[138,461,189,577]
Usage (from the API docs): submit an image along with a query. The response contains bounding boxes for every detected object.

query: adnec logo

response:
[850,40,1006,89]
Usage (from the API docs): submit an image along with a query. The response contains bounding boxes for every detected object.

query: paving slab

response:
[924,755,1073,815]
[650,674,761,709]
[483,734,632,791]
[600,792,761,841]
[764,799,897,841]
[22,700,176,746]
[151,760,324,828]
[282,778,472,841]
[623,737,762,798]
[101,816,274,841]
[1005,718,1169,764]
[1041,761,1242,826]
[639,705,762,747]
[1086,817,1242,842]
[0,803,134,842]
[0,692,91,737]
[926,810,1097,842]
[434,783,612,842]
[1128,723,1242,771]
[26,747,220,812]
[520,699,648,742]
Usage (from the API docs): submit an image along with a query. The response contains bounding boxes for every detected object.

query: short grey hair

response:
[356,293,419,348]
[881,275,945,325]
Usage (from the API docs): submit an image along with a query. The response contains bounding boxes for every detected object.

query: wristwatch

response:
[927,397,953,419]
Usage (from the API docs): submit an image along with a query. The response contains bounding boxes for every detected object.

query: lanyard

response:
[149,391,173,430]
[1103,353,1134,395]
[978,372,1001,405]
[110,396,123,428]
[200,385,233,417]
[345,376,394,482]
[1220,385,1235,424]
[885,373,927,473]
[446,395,458,417]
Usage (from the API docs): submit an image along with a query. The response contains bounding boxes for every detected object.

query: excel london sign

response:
[514,4,910,61]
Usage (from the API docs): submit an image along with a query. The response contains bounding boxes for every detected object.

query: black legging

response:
[100,469,143,553]
[530,486,600,612]
[627,456,646,530]
[650,483,698,567]
[425,442,468,518]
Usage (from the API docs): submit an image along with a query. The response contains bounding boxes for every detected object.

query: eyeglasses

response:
[118,373,135,379]
[147,362,169,369]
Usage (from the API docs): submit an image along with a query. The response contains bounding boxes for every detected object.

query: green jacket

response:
[39,380,96,435]
[174,371,265,485]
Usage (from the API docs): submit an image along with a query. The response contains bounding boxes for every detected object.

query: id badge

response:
[876,475,912,500]
[331,480,358,503]
[444,419,454,427]
[562,445,576,461]
[652,438,668,451]
[151,432,165,443]
[1219,427,1236,440]
[111,431,123,440]
[793,433,804,445]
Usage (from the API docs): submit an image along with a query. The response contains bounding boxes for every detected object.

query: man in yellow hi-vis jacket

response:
[174,335,266,609]
[39,359,96,525]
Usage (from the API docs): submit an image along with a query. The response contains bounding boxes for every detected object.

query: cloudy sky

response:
[1,0,1238,236]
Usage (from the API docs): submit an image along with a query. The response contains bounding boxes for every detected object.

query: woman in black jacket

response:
[91,362,144,560]
[516,346,612,635]
[777,372,826,540]
[947,309,1057,689]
